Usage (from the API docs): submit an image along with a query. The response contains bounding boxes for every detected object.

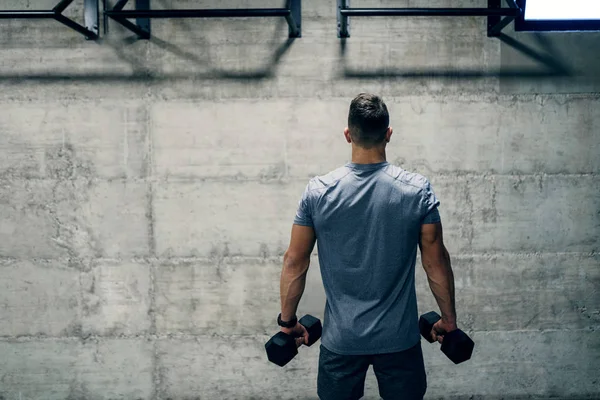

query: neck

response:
[351,145,387,164]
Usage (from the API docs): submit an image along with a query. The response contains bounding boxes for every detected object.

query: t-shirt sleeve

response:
[421,180,441,225]
[293,182,314,228]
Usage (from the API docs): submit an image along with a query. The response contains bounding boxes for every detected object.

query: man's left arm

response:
[279,224,316,340]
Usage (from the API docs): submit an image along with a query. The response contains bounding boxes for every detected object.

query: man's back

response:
[294,161,440,355]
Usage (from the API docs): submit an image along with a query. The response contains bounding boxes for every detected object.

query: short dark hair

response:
[348,93,390,148]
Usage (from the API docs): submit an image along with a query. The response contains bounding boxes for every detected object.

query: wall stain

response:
[259,243,270,259]
[259,161,287,182]
[61,321,83,337]
[463,178,474,249]
[45,143,94,181]
[44,142,101,270]
[482,177,498,223]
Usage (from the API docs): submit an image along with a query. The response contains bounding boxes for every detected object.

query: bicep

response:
[286,224,316,261]
[419,222,445,260]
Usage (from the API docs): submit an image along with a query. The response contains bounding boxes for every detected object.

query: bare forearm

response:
[423,247,456,323]
[280,258,310,321]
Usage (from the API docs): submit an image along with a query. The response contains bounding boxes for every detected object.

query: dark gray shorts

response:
[317,342,427,400]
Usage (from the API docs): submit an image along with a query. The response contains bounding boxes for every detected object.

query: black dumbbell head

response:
[440,329,475,364]
[419,311,441,343]
[299,315,322,347]
[265,331,298,367]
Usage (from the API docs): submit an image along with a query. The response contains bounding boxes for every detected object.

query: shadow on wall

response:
[0,7,296,83]
[0,30,574,82]
[340,33,572,79]
[0,36,296,83]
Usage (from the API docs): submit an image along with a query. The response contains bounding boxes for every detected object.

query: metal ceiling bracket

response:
[105,0,150,39]
[105,0,301,40]
[338,0,350,38]
[84,0,99,38]
[287,0,301,38]
[337,1,520,38]
[488,0,521,37]
[135,0,151,38]
[0,0,99,39]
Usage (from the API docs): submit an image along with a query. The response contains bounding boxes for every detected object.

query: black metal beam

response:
[340,8,519,17]
[0,11,56,18]
[506,0,519,9]
[338,0,522,38]
[135,0,151,37]
[105,2,301,40]
[337,0,349,38]
[488,15,516,36]
[114,0,130,11]
[105,0,151,39]
[287,0,301,38]
[487,0,502,36]
[104,8,291,19]
[285,12,300,37]
[110,16,150,39]
[487,0,521,37]
[53,0,74,14]
[0,0,98,39]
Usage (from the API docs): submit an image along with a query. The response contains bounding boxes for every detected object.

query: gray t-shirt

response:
[294,161,440,355]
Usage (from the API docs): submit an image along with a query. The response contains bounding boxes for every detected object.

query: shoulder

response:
[382,164,432,192]
[306,165,353,192]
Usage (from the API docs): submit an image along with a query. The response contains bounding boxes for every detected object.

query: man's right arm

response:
[419,222,458,337]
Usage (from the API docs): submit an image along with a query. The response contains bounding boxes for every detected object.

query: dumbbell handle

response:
[419,311,459,342]
[289,334,308,349]
[273,315,322,344]
[298,314,322,347]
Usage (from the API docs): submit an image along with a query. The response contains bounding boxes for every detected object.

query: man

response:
[278,93,458,400]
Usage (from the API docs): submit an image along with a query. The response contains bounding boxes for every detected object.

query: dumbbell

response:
[265,315,322,367]
[419,311,474,364]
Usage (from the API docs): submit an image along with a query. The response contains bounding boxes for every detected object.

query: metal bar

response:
[114,0,129,11]
[337,0,350,38]
[487,0,501,36]
[103,0,109,33]
[488,15,515,36]
[487,0,520,37]
[54,13,98,39]
[105,3,298,40]
[287,0,301,38]
[284,13,299,38]
[136,0,150,37]
[340,8,519,17]
[0,11,56,18]
[53,0,74,14]
[104,8,290,19]
[506,0,519,9]
[84,0,99,37]
[108,16,150,38]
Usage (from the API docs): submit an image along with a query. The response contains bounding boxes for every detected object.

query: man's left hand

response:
[281,322,309,347]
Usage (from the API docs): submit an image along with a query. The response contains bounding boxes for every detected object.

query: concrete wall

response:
[0,1,598,399]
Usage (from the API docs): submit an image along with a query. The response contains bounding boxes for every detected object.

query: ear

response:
[344,127,352,143]
[385,127,393,143]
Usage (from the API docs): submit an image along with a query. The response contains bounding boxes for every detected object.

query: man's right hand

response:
[431,319,458,343]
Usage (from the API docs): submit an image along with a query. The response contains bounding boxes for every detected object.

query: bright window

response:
[524,0,600,21]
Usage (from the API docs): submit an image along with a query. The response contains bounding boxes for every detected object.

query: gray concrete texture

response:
[0,0,598,399]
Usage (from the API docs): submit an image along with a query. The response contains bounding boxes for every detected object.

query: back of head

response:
[348,93,390,149]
